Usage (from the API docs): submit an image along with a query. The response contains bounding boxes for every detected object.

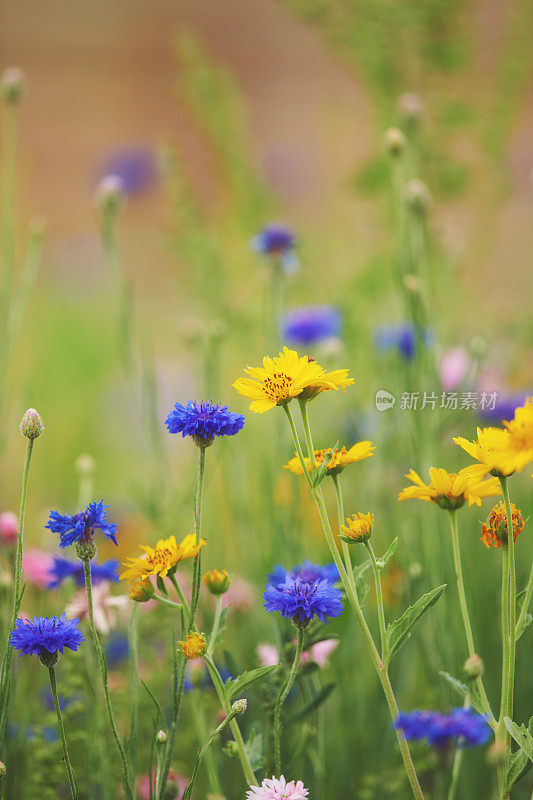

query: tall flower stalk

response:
[273,627,305,773]
[48,664,79,800]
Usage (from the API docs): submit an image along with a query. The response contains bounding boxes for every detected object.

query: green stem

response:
[287,401,425,800]
[515,560,533,638]
[448,511,494,722]
[332,473,354,583]
[274,627,305,773]
[48,665,78,800]
[127,603,140,778]
[204,654,257,786]
[499,477,516,762]
[83,560,134,800]
[153,594,183,611]
[0,437,34,745]
[207,595,223,658]
[188,689,224,799]
[365,541,387,657]
[183,704,239,800]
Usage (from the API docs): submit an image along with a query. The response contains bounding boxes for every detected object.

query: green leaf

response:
[355,574,370,605]
[213,605,231,649]
[380,537,398,567]
[438,671,486,716]
[385,585,446,664]
[244,729,264,772]
[504,718,533,763]
[225,665,278,700]
[140,679,167,730]
[504,717,533,792]
[311,442,338,488]
[287,682,336,725]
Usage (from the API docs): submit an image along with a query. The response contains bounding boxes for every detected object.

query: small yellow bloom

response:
[398,466,501,510]
[178,632,207,659]
[503,397,533,470]
[284,441,375,476]
[341,512,373,543]
[120,534,206,583]
[203,568,231,595]
[452,427,518,478]
[232,346,353,413]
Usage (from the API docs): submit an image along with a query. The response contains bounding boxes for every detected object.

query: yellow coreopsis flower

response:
[398,467,501,510]
[284,441,375,476]
[340,512,373,543]
[452,426,518,478]
[178,632,207,659]
[503,397,533,470]
[232,346,353,413]
[120,534,206,583]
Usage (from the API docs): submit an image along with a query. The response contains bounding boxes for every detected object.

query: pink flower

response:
[222,576,255,611]
[257,643,280,667]
[246,775,309,800]
[22,549,54,588]
[137,768,187,800]
[0,512,18,545]
[308,638,338,668]
[66,584,129,634]
[438,347,470,391]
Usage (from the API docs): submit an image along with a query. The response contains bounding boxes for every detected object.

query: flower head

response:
[453,427,518,478]
[374,324,433,361]
[165,401,245,447]
[341,513,373,543]
[246,775,309,800]
[284,441,375,477]
[268,561,339,587]
[46,500,118,549]
[281,306,341,346]
[178,632,207,659]
[503,396,533,469]
[203,568,231,595]
[481,501,524,549]
[10,614,83,661]
[129,580,155,602]
[264,575,343,627]
[120,534,205,583]
[251,224,298,273]
[22,549,55,589]
[20,408,44,439]
[233,346,353,413]
[394,708,491,749]
[47,557,119,589]
[398,467,501,510]
[66,584,129,635]
[0,512,18,546]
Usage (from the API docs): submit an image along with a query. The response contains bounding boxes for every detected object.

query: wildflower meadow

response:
[0,5,532,799]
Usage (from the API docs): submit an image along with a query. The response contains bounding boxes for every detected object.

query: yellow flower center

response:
[263,372,294,404]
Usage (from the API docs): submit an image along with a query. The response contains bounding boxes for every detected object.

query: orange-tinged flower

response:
[120,534,205,583]
[178,632,206,659]
[340,513,373,543]
[284,441,375,476]
[480,501,524,549]
[232,346,353,413]
[453,427,518,478]
[398,467,501,510]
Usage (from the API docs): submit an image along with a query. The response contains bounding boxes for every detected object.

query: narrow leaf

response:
[287,682,336,724]
[380,537,398,567]
[504,718,533,763]
[438,671,486,716]
[385,585,446,663]
[225,665,278,700]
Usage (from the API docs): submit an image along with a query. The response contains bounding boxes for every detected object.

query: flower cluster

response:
[165,401,244,447]
[394,708,491,748]
[47,556,119,588]
[10,614,84,659]
[264,574,343,628]
[398,467,501,510]
[281,306,341,346]
[120,534,205,583]
[246,775,309,800]
[46,501,118,548]
[481,501,524,549]
[284,441,375,476]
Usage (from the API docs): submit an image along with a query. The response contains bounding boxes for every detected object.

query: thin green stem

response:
[207,595,223,658]
[448,511,494,722]
[274,627,305,773]
[499,477,516,762]
[365,541,387,657]
[0,437,34,745]
[127,603,140,778]
[515,560,533,638]
[204,654,256,786]
[153,594,183,611]
[48,665,78,800]
[183,704,239,800]
[332,474,354,583]
[187,689,224,800]
[83,560,134,800]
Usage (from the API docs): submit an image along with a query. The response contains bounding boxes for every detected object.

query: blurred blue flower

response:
[268,561,339,587]
[46,501,118,548]
[47,556,119,589]
[105,634,130,669]
[165,401,244,446]
[97,145,157,195]
[395,708,491,748]
[10,614,84,657]
[374,324,434,361]
[479,392,529,423]
[282,306,342,346]
[251,223,298,273]
[264,575,343,626]
[183,663,232,693]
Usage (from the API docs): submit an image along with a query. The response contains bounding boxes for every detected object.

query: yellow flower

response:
[397,467,501,510]
[284,441,375,476]
[232,346,353,413]
[452,427,518,478]
[178,632,207,659]
[503,397,533,470]
[128,581,155,602]
[120,534,206,583]
[340,513,373,543]
[480,501,524,549]
[203,568,231,595]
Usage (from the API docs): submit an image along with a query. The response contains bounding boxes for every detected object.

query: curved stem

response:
[207,595,223,659]
[153,594,183,611]
[182,704,238,800]
[49,665,78,800]
[83,560,134,800]
[0,437,34,745]
[365,541,387,657]
[448,511,494,722]
[274,627,305,773]
[204,654,256,786]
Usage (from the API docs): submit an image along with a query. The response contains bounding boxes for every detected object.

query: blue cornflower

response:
[282,306,342,346]
[479,392,529,422]
[264,575,343,627]
[47,556,120,589]
[10,614,84,659]
[97,145,157,195]
[251,223,298,273]
[46,500,118,549]
[165,400,245,447]
[268,560,339,588]
[374,324,434,361]
[395,708,491,749]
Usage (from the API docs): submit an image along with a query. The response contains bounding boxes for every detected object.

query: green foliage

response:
[385,584,446,664]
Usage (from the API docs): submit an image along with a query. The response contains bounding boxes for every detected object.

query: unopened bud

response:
[408,561,422,578]
[75,539,97,562]
[397,92,425,124]
[75,454,96,477]
[231,698,247,715]
[129,580,155,602]
[20,408,44,439]
[94,174,126,214]
[403,274,421,295]
[0,761,6,777]
[156,729,167,745]
[203,569,232,596]
[223,740,239,758]
[383,127,406,157]
[487,741,506,767]
[0,512,18,546]
[463,654,484,680]
[405,179,432,215]
[1,67,27,105]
